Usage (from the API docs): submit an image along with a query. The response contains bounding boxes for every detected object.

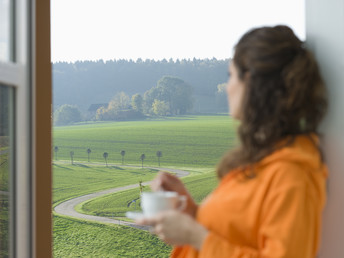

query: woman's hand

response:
[151,172,198,217]
[137,210,208,250]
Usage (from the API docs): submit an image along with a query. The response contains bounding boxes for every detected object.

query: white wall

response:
[306,0,344,257]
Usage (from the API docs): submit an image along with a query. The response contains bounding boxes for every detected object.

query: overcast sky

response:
[51,0,305,62]
[0,0,10,61]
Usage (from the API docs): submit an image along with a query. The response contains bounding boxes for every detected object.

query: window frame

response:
[31,0,52,256]
[0,5,32,257]
[0,0,52,257]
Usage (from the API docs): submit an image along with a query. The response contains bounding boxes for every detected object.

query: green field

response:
[53,115,237,257]
[53,115,238,167]
[0,152,9,192]
[53,216,172,258]
[0,152,9,257]
[53,163,159,205]
[53,164,217,257]
[78,172,218,218]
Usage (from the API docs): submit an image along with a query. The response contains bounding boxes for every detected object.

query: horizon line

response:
[52,57,232,64]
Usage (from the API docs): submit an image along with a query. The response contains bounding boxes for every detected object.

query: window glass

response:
[0,84,13,257]
[0,0,10,61]
[51,1,305,256]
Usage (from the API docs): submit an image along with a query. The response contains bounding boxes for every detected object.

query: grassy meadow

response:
[54,215,172,258]
[78,172,218,218]
[53,115,237,257]
[53,164,159,205]
[53,115,238,168]
[0,151,9,257]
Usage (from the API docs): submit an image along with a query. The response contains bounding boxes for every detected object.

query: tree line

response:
[53,58,230,117]
[95,75,193,120]
[53,146,163,168]
[54,74,228,125]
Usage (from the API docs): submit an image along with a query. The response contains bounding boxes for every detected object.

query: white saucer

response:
[126,211,145,220]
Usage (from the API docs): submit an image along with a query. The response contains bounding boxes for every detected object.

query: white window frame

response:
[0,0,52,257]
[0,0,31,256]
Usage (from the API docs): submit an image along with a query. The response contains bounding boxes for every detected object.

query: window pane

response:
[0,84,13,257]
[0,0,11,61]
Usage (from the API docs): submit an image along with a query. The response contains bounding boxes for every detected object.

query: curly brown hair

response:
[217,25,328,178]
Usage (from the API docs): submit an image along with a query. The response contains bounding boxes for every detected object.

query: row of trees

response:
[53,73,229,125]
[53,146,163,167]
[53,58,229,113]
[53,81,228,125]
[53,75,203,124]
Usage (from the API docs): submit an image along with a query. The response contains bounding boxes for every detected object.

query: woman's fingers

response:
[150,172,171,191]
[154,172,185,192]
[150,178,163,191]
[149,172,198,217]
[154,223,164,235]
[136,212,164,226]
[137,210,207,248]
[136,217,155,226]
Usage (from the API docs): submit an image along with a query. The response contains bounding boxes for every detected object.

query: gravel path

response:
[54,166,189,230]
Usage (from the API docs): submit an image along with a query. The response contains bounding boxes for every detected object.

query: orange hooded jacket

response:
[171,134,327,258]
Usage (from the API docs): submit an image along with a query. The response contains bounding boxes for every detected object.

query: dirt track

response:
[54,166,189,230]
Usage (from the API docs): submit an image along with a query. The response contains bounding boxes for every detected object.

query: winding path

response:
[54,166,189,230]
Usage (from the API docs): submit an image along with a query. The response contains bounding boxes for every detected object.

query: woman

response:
[138,25,328,257]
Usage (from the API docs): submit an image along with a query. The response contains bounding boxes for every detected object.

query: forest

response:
[52,58,230,124]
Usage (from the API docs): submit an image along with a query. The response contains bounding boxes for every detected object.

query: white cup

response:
[141,191,187,218]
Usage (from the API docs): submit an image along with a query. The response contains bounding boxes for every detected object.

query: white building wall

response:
[306,0,344,257]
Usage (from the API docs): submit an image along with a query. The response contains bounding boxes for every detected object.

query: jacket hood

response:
[259,134,327,177]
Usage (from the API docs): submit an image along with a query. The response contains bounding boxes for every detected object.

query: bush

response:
[54,104,83,126]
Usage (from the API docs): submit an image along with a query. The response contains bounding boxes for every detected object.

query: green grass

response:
[182,171,218,202]
[78,172,218,218]
[0,152,9,257]
[76,187,146,218]
[54,169,218,257]
[0,136,9,149]
[52,115,237,257]
[0,195,9,258]
[53,164,176,257]
[0,153,9,191]
[53,163,160,205]
[53,115,238,168]
[53,216,172,258]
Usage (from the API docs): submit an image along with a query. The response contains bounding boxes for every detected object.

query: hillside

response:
[52,58,229,113]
